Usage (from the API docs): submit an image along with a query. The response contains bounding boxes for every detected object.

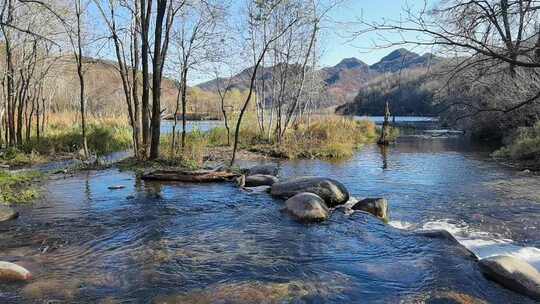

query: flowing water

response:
[1,120,539,303]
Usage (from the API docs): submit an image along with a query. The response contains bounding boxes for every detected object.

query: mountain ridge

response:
[196,48,441,105]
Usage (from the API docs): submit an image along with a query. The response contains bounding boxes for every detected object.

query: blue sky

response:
[319,0,431,67]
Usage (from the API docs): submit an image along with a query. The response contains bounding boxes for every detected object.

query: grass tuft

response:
[0,170,42,204]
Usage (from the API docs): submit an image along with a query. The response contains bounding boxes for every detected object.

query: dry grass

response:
[205,115,378,160]
[1,112,133,166]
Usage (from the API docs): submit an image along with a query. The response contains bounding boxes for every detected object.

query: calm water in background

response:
[1,119,539,303]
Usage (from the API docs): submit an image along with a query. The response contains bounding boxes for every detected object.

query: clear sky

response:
[317,0,431,67]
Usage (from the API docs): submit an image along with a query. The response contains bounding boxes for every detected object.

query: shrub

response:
[492,121,540,162]
[0,170,41,204]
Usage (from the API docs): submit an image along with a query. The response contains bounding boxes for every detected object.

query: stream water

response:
[1,119,539,303]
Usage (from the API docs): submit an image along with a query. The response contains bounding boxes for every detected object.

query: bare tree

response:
[354,0,540,115]
[93,0,143,159]
[230,0,300,166]
[170,0,223,151]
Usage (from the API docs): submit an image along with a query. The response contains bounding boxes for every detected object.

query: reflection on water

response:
[1,132,539,303]
[160,120,222,134]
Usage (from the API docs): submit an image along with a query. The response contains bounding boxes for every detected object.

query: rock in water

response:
[0,205,18,222]
[0,261,32,282]
[284,193,329,222]
[108,185,125,190]
[245,174,279,187]
[352,198,389,222]
[247,164,278,177]
[478,255,540,300]
[415,230,476,259]
[271,176,349,207]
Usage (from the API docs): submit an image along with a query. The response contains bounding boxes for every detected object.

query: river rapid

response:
[1,118,539,303]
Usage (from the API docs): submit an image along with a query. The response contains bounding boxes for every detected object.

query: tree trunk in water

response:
[378,101,391,146]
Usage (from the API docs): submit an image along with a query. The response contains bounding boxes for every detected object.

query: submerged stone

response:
[415,229,476,259]
[22,278,81,300]
[478,255,540,300]
[244,174,279,187]
[352,198,389,222]
[154,273,351,304]
[271,176,349,207]
[404,290,489,304]
[284,192,329,222]
[0,205,18,222]
[0,261,32,282]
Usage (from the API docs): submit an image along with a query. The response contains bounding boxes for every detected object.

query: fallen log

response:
[141,169,239,183]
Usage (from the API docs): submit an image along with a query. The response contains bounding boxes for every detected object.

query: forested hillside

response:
[335,67,440,116]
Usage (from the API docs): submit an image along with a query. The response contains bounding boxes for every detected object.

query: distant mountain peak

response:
[379,48,419,62]
[335,57,367,69]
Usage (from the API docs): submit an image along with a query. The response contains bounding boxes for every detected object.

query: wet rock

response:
[284,192,329,222]
[415,229,477,259]
[352,198,389,222]
[0,205,18,222]
[478,255,540,300]
[0,261,32,281]
[271,176,349,207]
[246,164,278,176]
[108,185,125,190]
[245,174,279,187]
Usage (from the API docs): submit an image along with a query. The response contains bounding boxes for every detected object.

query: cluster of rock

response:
[240,164,389,224]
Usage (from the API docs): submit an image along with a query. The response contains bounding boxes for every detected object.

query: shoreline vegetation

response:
[492,121,540,171]
[0,114,382,168]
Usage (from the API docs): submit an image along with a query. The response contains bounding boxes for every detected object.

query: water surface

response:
[0,127,539,303]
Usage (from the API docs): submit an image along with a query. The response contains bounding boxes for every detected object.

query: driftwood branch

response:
[141,169,239,183]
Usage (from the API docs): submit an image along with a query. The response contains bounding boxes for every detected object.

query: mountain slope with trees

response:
[197,48,441,107]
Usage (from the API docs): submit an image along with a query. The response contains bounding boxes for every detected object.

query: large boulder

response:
[0,261,32,282]
[284,193,329,222]
[478,255,540,300]
[246,164,278,177]
[271,177,349,207]
[245,174,279,187]
[352,198,389,222]
[0,205,18,222]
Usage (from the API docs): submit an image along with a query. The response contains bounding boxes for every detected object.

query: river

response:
[0,118,539,303]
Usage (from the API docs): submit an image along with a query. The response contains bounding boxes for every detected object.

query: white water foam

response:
[391,218,540,271]
[388,220,415,230]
